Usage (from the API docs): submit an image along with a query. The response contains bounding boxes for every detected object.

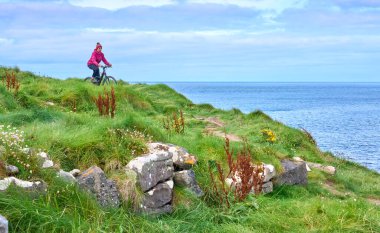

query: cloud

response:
[68,0,177,10]
[188,0,307,13]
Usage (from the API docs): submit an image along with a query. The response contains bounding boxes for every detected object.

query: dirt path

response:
[323,180,380,206]
[196,116,241,142]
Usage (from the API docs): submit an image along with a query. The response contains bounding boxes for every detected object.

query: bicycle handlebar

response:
[100,65,112,68]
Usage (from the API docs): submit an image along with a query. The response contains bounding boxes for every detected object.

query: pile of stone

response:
[125,142,203,215]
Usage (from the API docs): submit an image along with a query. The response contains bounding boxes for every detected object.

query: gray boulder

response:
[262,181,273,194]
[140,180,173,212]
[57,170,77,183]
[6,165,19,176]
[126,152,174,192]
[77,166,120,208]
[173,170,203,197]
[0,214,8,233]
[273,160,308,186]
[148,143,197,170]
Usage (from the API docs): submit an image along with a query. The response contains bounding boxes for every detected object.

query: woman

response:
[87,42,112,82]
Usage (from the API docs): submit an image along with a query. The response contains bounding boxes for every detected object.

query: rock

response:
[0,177,46,192]
[141,180,173,210]
[77,166,120,208]
[37,152,48,159]
[42,160,54,168]
[139,204,173,215]
[57,170,77,183]
[307,162,336,175]
[21,147,33,155]
[6,165,19,176]
[0,214,8,233]
[148,143,197,170]
[173,170,203,197]
[263,164,276,182]
[292,156,304,162]
[126,152,173,192]
[262,181,273,194]
[69,169,81,177]
[273,160,308,186]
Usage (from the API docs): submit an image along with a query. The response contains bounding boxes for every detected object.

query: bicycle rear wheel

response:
[102,76,117,85]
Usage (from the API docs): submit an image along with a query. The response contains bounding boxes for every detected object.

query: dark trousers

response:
[88,64,100,79]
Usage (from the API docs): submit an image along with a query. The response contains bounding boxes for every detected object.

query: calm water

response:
[166,82,380,173]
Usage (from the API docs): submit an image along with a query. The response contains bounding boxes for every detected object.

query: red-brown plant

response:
[208,137,264,207]
[94,87,116,118]
[2,71,20,95]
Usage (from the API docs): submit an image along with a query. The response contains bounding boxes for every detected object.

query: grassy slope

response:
[0,67,379,233]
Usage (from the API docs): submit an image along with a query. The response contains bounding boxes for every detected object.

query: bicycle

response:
[84,65,117,85]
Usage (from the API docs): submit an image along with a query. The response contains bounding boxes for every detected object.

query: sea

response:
[165,82,380,173]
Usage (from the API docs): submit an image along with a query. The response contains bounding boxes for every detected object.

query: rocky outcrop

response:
[140,180,173,214]
[148,143,203,196]
[126,151,174,214]
[124,142,203,214]
[0,214,8,233]
[126,151,173,192]
[0,177,46,192]
[148,143,197,170]
[77,166,120,208]
[174,170,203,197]
[273,160,308,186]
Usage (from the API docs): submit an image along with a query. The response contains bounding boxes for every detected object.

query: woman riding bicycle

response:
[87,42,112,83]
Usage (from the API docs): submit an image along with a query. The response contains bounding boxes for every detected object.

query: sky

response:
[0,0,379,82]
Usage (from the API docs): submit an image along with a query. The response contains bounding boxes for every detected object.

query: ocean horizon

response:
[163,82,380,173]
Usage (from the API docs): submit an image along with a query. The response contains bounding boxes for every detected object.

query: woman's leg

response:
[88,64,100,79]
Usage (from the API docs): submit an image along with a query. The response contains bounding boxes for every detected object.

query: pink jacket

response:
[87,44,111,66]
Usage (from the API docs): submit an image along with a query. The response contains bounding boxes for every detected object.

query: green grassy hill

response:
[0,66,379,232]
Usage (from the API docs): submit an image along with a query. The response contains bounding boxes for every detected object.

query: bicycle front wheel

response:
[102,76,117,85]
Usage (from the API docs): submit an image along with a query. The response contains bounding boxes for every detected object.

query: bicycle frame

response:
[98,66,109,82]
[85,65,116,85]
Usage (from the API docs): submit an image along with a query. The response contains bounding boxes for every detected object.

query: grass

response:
[0,66,379,232]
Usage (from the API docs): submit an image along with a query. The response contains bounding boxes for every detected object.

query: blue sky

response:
[0,0,379,82]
